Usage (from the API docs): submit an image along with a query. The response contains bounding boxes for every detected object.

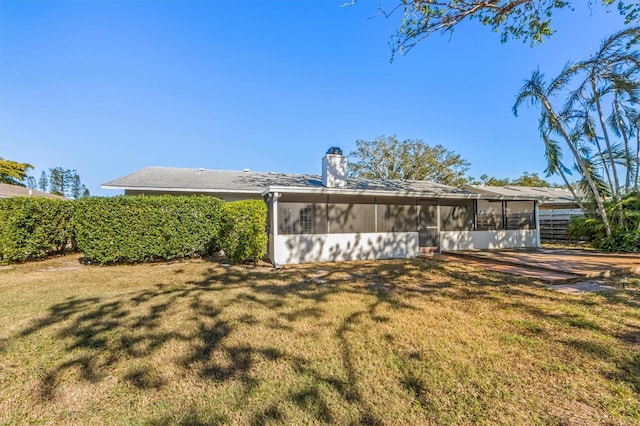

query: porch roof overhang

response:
[464,185,580,204]
[262,185,540,201]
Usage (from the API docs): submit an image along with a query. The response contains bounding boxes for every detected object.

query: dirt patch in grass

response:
[0,254,639,425]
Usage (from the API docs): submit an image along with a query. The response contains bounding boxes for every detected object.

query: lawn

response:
[0,254,638,425]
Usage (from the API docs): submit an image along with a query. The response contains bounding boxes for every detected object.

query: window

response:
[440,201,474,231]
[326,195,376,234]
[505,201,535,230]
[473,200,536,230]
[328,203,376,233]
[419,203,438,227]
[377,204,417,232]
[278,202,327,234]
[476,200,503,231]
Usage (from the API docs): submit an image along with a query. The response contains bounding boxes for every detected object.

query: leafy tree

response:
[472,175,511,186]
[69,174,90,199]
[31,167,90,199]
[49,167,65,196]
[348,136,471,186]
[472,172,559,187]
[367,0,639,55]
[0,157,33,186]
[38,171,48,192]
[511,172,558,187]
[25,176,37,190]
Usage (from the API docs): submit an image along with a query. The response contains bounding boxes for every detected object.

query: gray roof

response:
[465,185,580,204]
[0,183,69,200]
[103,166,495,199]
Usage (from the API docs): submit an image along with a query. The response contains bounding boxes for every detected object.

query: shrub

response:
[593,230,640,253]
[73,196,223,264]
[570,191,640,252]
[0,197,74,262]
[219,200,268,264]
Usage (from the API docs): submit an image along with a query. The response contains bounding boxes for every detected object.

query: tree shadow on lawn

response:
[8,258,640,423]
[10,261,415,422]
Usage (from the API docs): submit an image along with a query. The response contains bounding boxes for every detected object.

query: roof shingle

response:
[102,166,482,198]
[0,183,69,199]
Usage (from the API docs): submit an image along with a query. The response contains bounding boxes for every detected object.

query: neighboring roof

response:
[465,185,580,204]
[103,167,538,200]
[0,183,69,200]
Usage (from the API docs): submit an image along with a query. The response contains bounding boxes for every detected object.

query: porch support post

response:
[270,192,281,267]
[534,200,541,248]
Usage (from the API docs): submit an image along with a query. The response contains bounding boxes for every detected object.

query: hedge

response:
[219,199,268,264]
[0,197,74,262]
[73,196,224,264]
[0,195,269,265]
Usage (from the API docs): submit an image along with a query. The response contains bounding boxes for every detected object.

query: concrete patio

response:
[438,248,640,283]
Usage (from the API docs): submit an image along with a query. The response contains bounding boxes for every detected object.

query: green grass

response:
[1,254,639,425]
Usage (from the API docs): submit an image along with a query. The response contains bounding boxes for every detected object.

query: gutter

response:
[261,185,540,201]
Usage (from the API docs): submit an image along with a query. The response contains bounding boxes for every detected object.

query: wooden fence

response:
[539,208,585,243]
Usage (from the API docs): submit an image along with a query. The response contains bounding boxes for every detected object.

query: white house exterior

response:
[103,149,542,265]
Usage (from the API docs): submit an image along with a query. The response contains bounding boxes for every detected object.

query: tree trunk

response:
[589,132,615,195]
[613,98,632,193]
[543,97,613,238]
[592,76,620,198]
[636,130,640,190]
[558,167,585,211]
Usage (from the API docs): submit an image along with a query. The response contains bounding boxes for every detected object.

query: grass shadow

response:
[5,257,640,423]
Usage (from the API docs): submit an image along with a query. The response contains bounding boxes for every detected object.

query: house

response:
[103,149,542,265]
[0,183,68,200]
[464,185,584,243]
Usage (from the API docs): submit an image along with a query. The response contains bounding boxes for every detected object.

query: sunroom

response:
[265,190,538,266]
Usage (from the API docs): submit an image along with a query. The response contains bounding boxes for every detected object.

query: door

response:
[419,202,439,254]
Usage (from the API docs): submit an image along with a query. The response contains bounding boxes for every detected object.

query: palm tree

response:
[607,66,640,192]
[539,112,585,210]
[636,113,640,189]
[514,69,613,238]
[564,27,640,199]
[567,107,616,193]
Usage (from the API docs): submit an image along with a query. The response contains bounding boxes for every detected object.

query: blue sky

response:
[0,0,628,195]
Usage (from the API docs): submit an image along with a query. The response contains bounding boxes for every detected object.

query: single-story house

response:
[464,185,584,243]
[0,183,68,200]
[103,149,543,265]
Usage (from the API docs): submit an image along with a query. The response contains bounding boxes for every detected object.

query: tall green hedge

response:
[0,195,268,265]
[0,197,74,262]
[73,196,224,264]
[219,200,268,264]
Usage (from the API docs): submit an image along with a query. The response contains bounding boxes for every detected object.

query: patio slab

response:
[438,248,640,283]
[435,253,580,282]
[551,281,616,294]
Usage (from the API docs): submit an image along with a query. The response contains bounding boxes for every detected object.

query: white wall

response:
[273,232,419,265]
[272,230,540,265]
[439,230,539,251]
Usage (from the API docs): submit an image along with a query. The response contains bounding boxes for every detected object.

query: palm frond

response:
[513,70,546,116]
